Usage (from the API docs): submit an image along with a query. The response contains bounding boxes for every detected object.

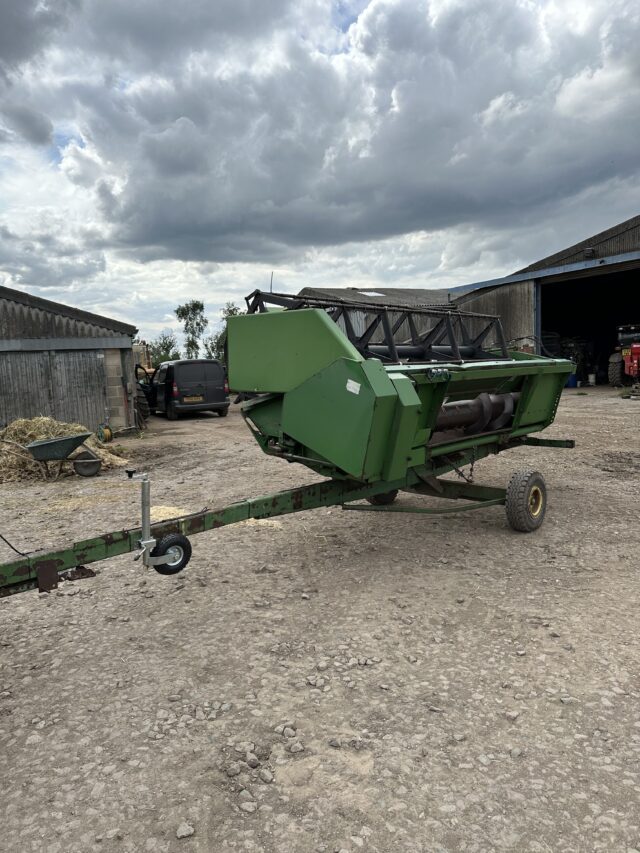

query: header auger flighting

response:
[1,291,574,596]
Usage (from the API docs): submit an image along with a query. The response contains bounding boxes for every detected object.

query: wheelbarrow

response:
[0,432,101,480]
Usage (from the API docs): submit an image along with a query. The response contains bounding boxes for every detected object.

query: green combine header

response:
[1,291,574,597]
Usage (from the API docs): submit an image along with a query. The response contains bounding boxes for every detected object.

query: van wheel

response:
[218,408,228,417]
[167,403,178,421]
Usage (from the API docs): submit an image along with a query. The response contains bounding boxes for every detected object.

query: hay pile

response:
[0,416,128,482]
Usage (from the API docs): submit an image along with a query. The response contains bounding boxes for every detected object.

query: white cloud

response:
[0,0,639,338]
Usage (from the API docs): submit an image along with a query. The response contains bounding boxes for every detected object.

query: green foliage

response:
[148,330,181,366]
[175,300,209,359]
[203,302,244,362]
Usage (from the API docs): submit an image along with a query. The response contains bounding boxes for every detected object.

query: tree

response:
[148,330,181,366]
[175,300,208,359]
[203,302,243,362]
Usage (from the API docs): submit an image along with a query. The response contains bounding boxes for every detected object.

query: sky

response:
[0,0,639,342]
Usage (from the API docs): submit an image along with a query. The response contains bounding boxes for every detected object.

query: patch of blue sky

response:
[332,0,369,32]
[48,130,85,165]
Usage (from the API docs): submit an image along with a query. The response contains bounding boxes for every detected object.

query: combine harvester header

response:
[1,291,574,597]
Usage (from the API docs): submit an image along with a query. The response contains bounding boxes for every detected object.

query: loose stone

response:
[176,822,195,839]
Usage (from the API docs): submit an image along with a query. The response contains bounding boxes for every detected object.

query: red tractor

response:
[608,324,640,386]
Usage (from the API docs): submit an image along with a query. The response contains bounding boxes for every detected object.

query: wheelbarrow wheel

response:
[151,534,192,575]
[73,451,102,477]
[366,489,399,506]
[506,470,547,532]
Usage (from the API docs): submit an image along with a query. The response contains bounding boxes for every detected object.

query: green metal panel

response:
[281,357,397,481]
[513,372,565,429]
[382,374,421,481]
[227,309,362,393]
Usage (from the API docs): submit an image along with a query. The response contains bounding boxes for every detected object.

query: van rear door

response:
[174,362,207,403]
[202,361,226,405]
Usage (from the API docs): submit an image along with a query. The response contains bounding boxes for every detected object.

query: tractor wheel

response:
[367,489,399,506]
[151,534,192,575]
[608,353,624,387]
[505,470,547,532]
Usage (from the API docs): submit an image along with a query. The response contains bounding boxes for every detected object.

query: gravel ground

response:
[1,388,639,853]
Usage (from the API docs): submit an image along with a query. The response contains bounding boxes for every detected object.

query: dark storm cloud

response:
[0,0,79,76]
[1,103,53,145]
[0,222,105,288]
[1,0,640,292]
[53,0,636,263]
[82,0,293,67]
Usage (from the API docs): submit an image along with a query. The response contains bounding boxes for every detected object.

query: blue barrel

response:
[565,373,578,388]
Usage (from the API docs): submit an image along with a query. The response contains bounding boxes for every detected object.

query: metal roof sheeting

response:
[0,284,137,340]
[517,214,640,273]
[298,286,453,306]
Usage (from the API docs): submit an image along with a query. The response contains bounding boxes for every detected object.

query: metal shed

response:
[303,216,640,384]
[0,285,137,430]
[451,214,640,381]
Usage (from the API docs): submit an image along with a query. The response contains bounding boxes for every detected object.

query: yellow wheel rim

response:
[529,485,544,517]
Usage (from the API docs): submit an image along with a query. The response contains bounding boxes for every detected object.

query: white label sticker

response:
[346,379,361,395]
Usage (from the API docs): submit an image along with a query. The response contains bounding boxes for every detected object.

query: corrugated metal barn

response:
[451,215,640,381]
[0,285,137,430]
[302,215,640,383]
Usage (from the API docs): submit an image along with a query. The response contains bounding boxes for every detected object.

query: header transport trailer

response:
[0,291,574,597]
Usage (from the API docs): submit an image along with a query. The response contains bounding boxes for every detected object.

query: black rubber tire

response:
[166,402,178,421]
[608,353,624,387]
[151,533,192,575]
[367,489,399,506]
[505,470,547,532]
[135,385,150,421]
[218,408,229,417]
[72,450,102,477]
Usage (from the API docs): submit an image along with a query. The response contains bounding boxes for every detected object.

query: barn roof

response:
[516,214,640,273]
[298,285,453,306]
[451,214,640,296]
[0,284,137,338]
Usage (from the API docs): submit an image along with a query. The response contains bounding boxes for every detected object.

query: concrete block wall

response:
[104,348,134,429]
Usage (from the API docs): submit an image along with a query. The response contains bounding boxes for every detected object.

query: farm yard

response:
[1,389,639,853]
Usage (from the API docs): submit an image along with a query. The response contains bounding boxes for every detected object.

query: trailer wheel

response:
[151,534,192,574]
[367,489,399,506]
[505,470,547,532]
